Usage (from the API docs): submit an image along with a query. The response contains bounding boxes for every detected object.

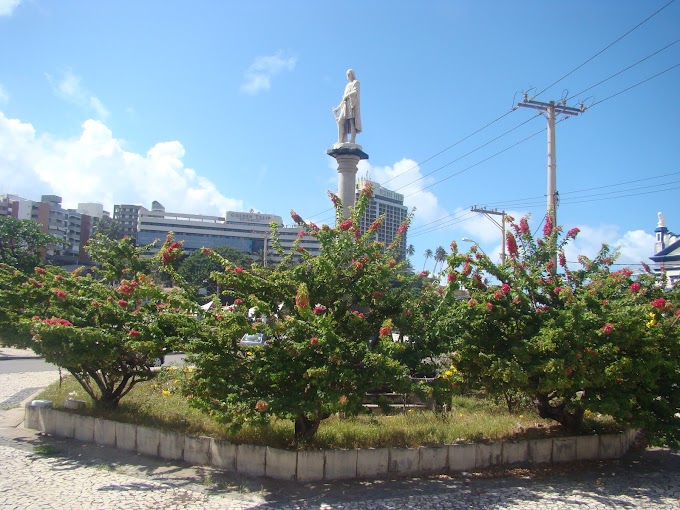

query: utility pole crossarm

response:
[470,207,508,264]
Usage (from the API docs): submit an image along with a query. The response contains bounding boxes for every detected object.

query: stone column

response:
[327,144,369,220]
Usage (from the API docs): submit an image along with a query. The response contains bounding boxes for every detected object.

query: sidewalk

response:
[0,370,678,508]
[0,346,42,360]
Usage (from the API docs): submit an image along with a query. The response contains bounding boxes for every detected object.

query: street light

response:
[461,237,487,256]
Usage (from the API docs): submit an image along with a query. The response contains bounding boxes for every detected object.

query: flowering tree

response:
[436,216,680,446]
[0,235,202,409]
[184,184,418,440]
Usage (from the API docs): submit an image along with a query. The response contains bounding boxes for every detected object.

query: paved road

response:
[0,358,678,509]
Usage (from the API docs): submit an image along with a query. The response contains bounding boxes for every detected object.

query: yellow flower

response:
[407,409,416,415]
[444,370,453,378]
[162,390,170,396]
[519,414,524,419]
[247,351,253,356]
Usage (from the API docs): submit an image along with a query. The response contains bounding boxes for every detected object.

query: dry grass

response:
[35,369,622,450]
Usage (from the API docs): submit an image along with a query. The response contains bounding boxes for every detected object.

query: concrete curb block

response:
[24,403,639,482]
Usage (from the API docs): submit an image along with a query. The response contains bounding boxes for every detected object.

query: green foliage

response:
[435,216,680,446]
[0,234,203,409]
[0,215,60,273]
[184,184,420,440]
[177,245,252,295]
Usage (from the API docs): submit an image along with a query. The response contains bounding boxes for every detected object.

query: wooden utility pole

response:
[470,207,507,264]
[517,94,583,265]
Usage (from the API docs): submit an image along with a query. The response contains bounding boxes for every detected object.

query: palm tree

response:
[434,246,447,275]
[423,248,433,271]
[406,244,415,258]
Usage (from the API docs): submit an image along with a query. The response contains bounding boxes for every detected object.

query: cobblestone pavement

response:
[0,370,678,509]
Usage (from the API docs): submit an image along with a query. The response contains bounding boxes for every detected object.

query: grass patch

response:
[34,369,624,450]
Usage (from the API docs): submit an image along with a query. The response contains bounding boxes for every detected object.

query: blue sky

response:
[1,0,678,271]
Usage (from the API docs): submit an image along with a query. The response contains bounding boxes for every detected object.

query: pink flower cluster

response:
[43,317,73,327]
[651,298,667,310]
[338,219,354,231]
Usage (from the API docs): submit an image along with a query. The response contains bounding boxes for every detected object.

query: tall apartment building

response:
[113,204,144,240]
[1,194,106,265]
[355,179,408,258]
[132,202,321,264]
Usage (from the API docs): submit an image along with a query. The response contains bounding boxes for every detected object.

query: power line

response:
[567,39,679,102]
[590,63,680,107]
[392,113,542,192]
[534,0,677,99]
[380,110,516,187]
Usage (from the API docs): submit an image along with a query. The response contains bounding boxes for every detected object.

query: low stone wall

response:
[24,403,638,482]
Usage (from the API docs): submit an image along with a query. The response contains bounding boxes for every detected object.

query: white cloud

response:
[356,158,449,224]
[0,84,8,104]
[566,224,654,267]
[241,52,297,95]
[0,0,21,16]
[0,111,243,215]
[46,69,109,120]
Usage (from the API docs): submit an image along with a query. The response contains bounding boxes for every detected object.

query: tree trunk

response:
[294,413,321,441]
[534,393,584,433]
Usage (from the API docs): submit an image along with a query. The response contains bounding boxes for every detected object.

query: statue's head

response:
[346,69,355,81]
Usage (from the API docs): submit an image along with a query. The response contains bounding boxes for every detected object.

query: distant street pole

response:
[517,95,584,264]
[470,207,507,264]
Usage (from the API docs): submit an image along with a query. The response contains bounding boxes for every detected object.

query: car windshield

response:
[240,333,266,345]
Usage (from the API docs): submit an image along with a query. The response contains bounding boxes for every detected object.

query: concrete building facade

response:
[650,212,679,288]
[133,202,321,264]
[355,179,408,258]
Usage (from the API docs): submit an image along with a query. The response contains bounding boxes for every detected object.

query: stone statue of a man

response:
[333,69,362,144]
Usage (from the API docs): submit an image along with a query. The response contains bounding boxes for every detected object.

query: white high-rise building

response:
[355,179,408,257]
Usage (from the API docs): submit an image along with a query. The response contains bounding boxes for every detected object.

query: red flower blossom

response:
[368,217,384,233]
[29,278,43,288]
[630,282,641,293]
[513,296,521,305]
[494,291,502,300]
[352,311,365,319]
[234,267,243,274]
[313,304,327,315]
[118,299,128,308]
[201,247,213,255]
[506,232,518,258]
[601,323,614,335]
[119,283,134,295]
[485,302,493,311]
[43,317,73,327]
[448,272,458,283]
[32,315,40,320]
[353,259,363,270]
[468,299,477,307]
[34,267,46,275]
[543,215,554,237]
[397,221,409,235]
[379,325,392,337]
[290,211,303,223]
[53,290,67,299]
[519,217,530,234]
[338,395,348,405]
[554,287,562,296]
[297,230,305,238]
[651,298,667,310]
[255,400,268,412]
[546,260,555,271]
[234,298,243,306]
[361,182,374,198]
[566,227,580,239]
[310,337,319,346]
[129,330,140,337]
[338,219,354,231]
[461,263,472,276]
[419,270,429,278]
[559,252,566,267]
[501,283,511,294]
[387,259,396,268]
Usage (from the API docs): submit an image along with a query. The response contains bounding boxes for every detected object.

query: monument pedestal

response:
[327,144,369,220]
